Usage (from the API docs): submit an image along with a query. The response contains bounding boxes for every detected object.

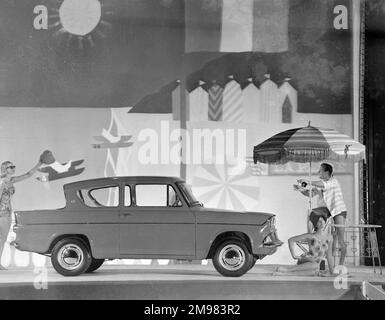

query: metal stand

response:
[333,224,382,274]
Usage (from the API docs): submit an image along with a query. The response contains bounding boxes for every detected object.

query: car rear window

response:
[77,186,119,208]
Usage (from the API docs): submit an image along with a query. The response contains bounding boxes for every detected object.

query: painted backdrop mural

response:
[0,0,357,267]
[1,0,351,111]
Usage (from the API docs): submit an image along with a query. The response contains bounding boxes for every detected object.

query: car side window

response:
[77,186,119,208]
[135,184,168,207]
[124,185,131,207]
[135,184,183,207]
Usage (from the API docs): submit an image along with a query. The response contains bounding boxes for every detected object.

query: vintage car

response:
[13,176,282,277]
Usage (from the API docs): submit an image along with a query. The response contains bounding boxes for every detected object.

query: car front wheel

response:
[51,238,92,276]
[212,239,253,277]
[248,256,258,271]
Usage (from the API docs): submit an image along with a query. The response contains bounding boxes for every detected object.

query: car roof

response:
[63,176,185,189]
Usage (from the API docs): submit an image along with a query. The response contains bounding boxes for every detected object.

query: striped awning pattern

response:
[253,125,366,164]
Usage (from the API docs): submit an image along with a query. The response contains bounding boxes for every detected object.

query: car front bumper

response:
[256,229,284,257]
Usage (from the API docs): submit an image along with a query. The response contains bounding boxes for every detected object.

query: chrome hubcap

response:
[58,244,84,270]
[219,244,245,271]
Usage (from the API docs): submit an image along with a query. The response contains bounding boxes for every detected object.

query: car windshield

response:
[177,182,200,206]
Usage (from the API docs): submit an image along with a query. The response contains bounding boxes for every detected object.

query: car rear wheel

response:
[86,258,105,273]
[212,239,253,277]
[51,238,92,276]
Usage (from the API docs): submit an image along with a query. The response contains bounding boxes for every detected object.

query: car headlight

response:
[260,216,275,233]
[269,217,275,228]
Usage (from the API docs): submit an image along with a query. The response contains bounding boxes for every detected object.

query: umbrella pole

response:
[309,161,312,212]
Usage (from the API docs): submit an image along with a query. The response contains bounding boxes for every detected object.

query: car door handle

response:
[120,213,132,217]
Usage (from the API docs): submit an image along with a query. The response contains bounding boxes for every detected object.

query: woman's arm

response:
[11,161,42,183]
[288,233,313,260]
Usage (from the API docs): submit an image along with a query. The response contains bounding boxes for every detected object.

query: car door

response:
[119,183,196,257]
[76,184,121,258]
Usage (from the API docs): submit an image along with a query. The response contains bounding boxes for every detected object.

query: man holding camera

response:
[295,163,348,266]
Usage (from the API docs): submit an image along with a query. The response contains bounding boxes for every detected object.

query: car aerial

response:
[13,176,282,277]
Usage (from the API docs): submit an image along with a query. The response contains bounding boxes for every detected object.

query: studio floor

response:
[0,264,384,300]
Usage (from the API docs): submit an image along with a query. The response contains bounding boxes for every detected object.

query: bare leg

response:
[0,216,11,269]
[332,227,337,256]
[273,262,319,276]
[334,214,347,265]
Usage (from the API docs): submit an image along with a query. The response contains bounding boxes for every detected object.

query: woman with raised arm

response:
[0,157,44,270]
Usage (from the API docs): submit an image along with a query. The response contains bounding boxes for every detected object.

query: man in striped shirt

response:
[298,163,348,266]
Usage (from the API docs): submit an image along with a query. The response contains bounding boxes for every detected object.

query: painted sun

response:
[49,0,112,49]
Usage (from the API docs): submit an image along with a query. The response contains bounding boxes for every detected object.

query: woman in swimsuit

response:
[273,213,334,276]
[0,160,41,270]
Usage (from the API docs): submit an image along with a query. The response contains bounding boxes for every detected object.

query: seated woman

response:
[273,213,334,276]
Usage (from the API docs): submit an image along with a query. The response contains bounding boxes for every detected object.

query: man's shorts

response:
[309,207,331,230]
[333,211,347,221]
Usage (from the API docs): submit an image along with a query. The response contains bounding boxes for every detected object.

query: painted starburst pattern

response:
[192,162,260,211]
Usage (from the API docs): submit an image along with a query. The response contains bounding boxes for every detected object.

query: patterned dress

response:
[306,236,329,264]
[0,179,15,218]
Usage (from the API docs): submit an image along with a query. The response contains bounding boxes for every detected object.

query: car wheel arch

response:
[205,231,253,259]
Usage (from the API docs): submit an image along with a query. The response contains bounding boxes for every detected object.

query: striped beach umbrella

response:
[253,123,366,211]
[253,124,366,164]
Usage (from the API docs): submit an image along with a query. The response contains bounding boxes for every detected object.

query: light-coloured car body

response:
[14,176,281,261]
